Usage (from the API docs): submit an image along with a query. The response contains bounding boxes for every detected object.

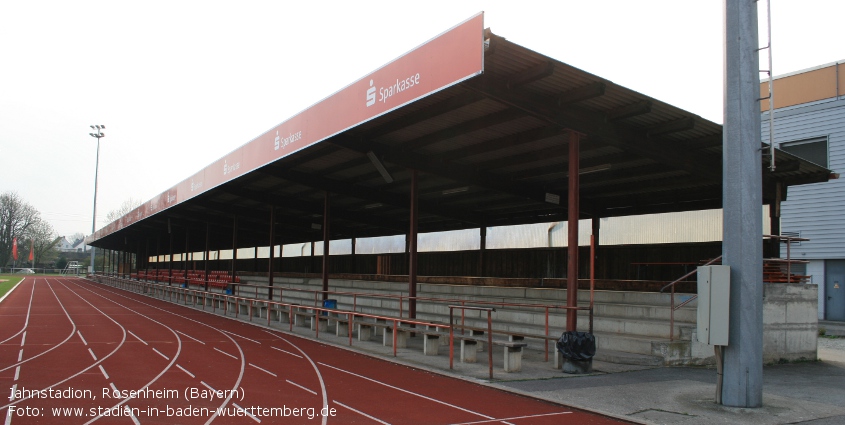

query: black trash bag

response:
[556,331,596,361]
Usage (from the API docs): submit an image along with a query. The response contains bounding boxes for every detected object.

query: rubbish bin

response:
[322,299,337,316]
[556,331,596,374]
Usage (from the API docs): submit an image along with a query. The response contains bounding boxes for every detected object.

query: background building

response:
[762,60,845,321]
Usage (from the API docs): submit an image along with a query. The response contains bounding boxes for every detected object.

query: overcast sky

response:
[1,0,842,238]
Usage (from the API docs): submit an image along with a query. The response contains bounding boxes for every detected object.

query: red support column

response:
[268,206,275,299]
[231,214,238,284]
[409,170,418,319]
[566,131,581,332]
[203,222,210,292]
[322,191,330,300]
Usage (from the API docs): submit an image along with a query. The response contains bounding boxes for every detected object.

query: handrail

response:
[661,256,722,341]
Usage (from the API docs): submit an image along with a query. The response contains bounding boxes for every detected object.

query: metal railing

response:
[660,234,811,341]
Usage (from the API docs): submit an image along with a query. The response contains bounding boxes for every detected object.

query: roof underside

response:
[91,30,832,253]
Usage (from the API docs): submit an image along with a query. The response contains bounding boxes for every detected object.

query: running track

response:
[1,277,632,424]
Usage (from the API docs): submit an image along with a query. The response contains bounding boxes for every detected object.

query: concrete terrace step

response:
[594,349,664,367]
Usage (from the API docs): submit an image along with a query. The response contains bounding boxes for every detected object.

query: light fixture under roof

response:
[442,186,469,195]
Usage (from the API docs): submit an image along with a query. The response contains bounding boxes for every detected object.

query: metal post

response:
[168,220,173,286]
[231,214,238,284]
[322,191,330,301]
[722,0,763,407]
[479,226,487,276]
[88,125,104,273]
[204,222,210,292]
[566,131,580,331]
[409,170,418,319]
[268,206,275,300]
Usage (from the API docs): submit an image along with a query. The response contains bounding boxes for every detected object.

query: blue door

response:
[825,260,845,321]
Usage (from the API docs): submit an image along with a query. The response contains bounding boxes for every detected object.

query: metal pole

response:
[409,170,418,319]
[322,191,330,301]
[722,0,763,407]
[88,125,104,274]
[566,131,580,331]
[268,206,275,300]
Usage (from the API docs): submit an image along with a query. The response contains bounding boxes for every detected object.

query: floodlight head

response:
[89,133,95,137]
[100,125,105,129]
[90,125,95,129]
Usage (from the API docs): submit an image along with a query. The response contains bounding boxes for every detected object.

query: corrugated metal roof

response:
[90,28,832,255]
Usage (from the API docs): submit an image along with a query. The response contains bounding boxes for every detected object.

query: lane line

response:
[176,329,206,345]
[20,332,26,346]
[249,363,277,377]
[267,333,329,425]
[177,364,195,378]
[201,381,217,393]
[269,345,302,358]
[127,330,148,345]
[232,402,261,423]
[77,330,87,345]
[449,411,572,425]
[222,330,261,344]
[16,350,22,362]
[319,362,497,421]
[152,347,170,360]
[99,365,110,380]
[286,380,317,396]
[110,382,119,393]
[213,347,238,360]
[88,348,98,361]
[72,279,246,425]
[128,409,141,425]
[0,279,35,345]
[14,366,20,381]
[334,400,392,425]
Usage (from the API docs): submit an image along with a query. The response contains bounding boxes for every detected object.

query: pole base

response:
[562,358,593,374]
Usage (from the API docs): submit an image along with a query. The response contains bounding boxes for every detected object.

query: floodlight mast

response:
[89,125,105,273]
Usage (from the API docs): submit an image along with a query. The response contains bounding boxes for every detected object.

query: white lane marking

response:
[0,280,78,376]
[264,332,328,425]
[249,363,277,377]
[17,350,22,362]
[232,402,261,423]
[152,347,170,360]
[77,330,87,345]
[270,346,302,358]
[14,366,20,381]
[99,365,110,380]
[8,384,16,400]
[222,330,261,344]
[128,409,141,425]
[176,329,205,345]
[0,281,34,346]
[201,381,217,393]
[450,411,573,425]
[127,330,148,345]
[319,362,497,421]
[88,348,98,361]
[286,380,317,396]
[4,401,13,425]
[20,332,26,346]
[110,382,119,393]
[334,400,392,425]
[177,364,195,378]
[213,347,238,360]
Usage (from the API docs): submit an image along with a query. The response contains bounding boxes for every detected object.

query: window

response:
[780,137,828,168]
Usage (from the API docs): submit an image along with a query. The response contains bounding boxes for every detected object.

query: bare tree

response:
[26,218,60,266]
[105,197,143,223]
[0,192,40,266]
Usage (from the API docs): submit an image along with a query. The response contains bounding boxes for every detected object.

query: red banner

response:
[28,240,34,262]
[12,237,18,261]
[88,13,485,243]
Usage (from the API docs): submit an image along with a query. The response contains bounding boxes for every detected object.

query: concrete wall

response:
[762,283,818,363]
[807,260,826,319]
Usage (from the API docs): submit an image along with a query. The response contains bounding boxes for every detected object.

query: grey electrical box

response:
[696,265,730,346]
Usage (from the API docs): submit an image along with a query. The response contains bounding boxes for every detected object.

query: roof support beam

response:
[507,61,555,88]
[461,77,722,181]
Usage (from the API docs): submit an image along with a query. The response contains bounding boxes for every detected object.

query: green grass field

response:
[0,275,24,299]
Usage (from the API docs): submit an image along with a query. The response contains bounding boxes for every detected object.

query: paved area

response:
[250,312,845,425]
[101,280,845,425]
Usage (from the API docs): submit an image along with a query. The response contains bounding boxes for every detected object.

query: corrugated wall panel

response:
[767,98,845,259]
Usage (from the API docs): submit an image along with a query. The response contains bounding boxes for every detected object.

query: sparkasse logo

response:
[366,80,376,107]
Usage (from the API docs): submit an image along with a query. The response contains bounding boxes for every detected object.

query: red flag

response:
[28,240,34,262]
[12,237,18,261]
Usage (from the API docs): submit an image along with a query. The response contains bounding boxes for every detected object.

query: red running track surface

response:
[1,277,634,424]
